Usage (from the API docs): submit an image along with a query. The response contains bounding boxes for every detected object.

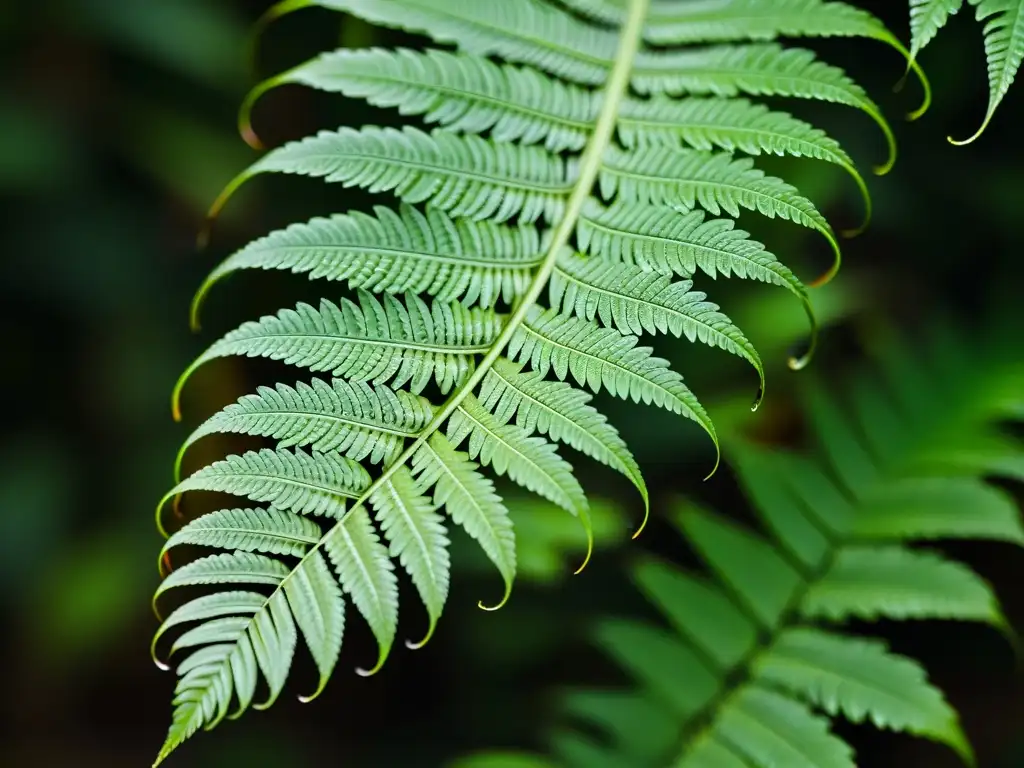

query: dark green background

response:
[1,1,1021,765]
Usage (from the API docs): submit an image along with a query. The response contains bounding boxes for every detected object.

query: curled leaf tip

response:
[159,551,172,578]
[406,617,439,650]
[807,236,841,289]
[839,165,872,239]
[750,381,764,414]
[297,678,330,703]
[948,109,994,146]
[574,528,594,576]
[478,581,513,612]
[702,443,721,483]
[355,656,388,678]
[631,496,650,540]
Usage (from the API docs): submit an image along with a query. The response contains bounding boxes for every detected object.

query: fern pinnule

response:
[156,0,905,759]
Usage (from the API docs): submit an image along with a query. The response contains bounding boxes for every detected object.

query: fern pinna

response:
[153,0,926,762]
[533,320,1023,768]
[908,0,1023,143]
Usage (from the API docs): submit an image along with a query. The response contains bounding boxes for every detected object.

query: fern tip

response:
[631,497,650,541]
[478,581,513,612]
[702,444,721,483]
[297,677,330,703]
[406,616,439,651]
[948,107,995,146]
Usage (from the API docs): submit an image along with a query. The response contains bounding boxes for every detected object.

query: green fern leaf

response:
[282,550,345,698]
[577,201,812,318]
[161,508,321,560]
[856,476,1024,542]
[755,628,968,753]
[245,47,597,153]
[157,0,906,757]
[480,359,647,510]
[299,0,620,85]
[712,687,854,768]
[174,292,502,411]
[631,43,895,172]
[161,448,372,525]
[909,0,964,60]
[177,379,433,478]
[216,126,572,225]
[550,252,764,391]
[601,147,840,263]
[449,394,588,519]
[954,0,1024,143]
[195,205,542,320]
[413,433,517,609]
[323,507,400,674]
[804,545,1003,623]
[370,467,451,647]
[155,552,289,600]
[511,308,718,461]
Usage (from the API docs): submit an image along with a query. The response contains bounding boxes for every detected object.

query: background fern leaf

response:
[754,628,968,754]
[804,545,1003,623]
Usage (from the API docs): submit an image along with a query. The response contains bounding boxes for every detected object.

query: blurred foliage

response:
[453,311,1024,767]
[1,0,1022,766]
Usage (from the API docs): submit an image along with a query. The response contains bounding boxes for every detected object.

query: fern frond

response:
[157,0,904,757]
[536,321,1024,768]
[160,448,372,530]
[370,467,450,647]
[631,44,896,173]
[412,433,517,610]
[511,307,718,464]
[243,48,598,153]
[550,252,764,395]
[176,379,433,479]
[600,147,841,277]
[174,292,502,414]
[909,0,964,60]
[161,508,321,562]
[194,205,543,323]
[952,0,1024,143]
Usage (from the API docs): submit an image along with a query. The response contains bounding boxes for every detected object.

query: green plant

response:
[152,0,930,762]
[461,316,1024,767]
[908,0,1023,142]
